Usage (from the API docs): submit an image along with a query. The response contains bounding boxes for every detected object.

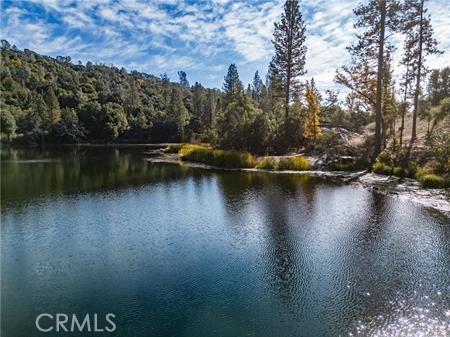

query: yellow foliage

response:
[304,86,321,143]
[11,59,22,67]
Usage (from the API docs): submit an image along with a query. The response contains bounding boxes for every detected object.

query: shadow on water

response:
[1,147,195,210]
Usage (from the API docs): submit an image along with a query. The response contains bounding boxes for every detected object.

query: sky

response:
[1,0,449,95]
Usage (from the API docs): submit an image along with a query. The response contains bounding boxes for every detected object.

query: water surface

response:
[1,147,449,337]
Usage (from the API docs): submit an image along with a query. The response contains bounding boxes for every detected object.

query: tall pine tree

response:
[402,0,441,141]
[222,64,243,107]
[271,0,307,121]
[347,0,400,159]
[168,87,190,142]
[251,71,264,103]
[178,71,190,87]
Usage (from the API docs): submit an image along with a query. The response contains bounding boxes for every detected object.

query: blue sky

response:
[1,0,449,94]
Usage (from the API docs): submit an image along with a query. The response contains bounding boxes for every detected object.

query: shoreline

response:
[146,156,450,216]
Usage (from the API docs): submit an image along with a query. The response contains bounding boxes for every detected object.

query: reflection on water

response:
[1,147,449,337]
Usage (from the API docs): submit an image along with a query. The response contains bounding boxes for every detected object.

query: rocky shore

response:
[146,151,450,216]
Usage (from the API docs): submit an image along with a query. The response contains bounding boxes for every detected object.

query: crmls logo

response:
[35,313,116,333]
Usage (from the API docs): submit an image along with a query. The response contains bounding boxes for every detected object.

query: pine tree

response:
[191,82,206,135]
[271,0,307,120]
[43,86,61,124]
[427,69,441,105]
[178,71,189,87]
[251,71,264,102]
[168,87,190,141]
[205,89,217,129]
[348,0,400,159]
[222,64,243,106]
[381,51,396,150]
[402,0,442,141]
[399,31,415,149]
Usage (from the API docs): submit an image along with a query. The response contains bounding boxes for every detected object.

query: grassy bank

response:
[372,159,449,189]
[168,144,314,171]
[179,144,255,168]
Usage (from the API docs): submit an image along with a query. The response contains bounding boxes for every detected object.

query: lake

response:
[1,147,449,337]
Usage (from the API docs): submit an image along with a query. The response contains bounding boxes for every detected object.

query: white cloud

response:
[1,0,448,91]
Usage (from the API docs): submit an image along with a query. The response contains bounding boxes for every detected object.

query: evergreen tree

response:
[428,69,441,105]
[168,87,190,141]
[251,71,264,102]
[178,71,189,87]
[348,0,400,159]
[205,89,217,130]
[0,107,17,141]
[191,82,206,136]
[43,86,61,124]
[441,67,450,98]
[271,0,307,120]
[222,64,243,106]
[402,0,441,141]
[399,30,415,149]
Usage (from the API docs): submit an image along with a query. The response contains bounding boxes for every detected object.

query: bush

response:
[415,168,448,188]
[376,150,394,167]
[417,173,448,188]
[162,144,184,153]
[277,156,314,171]
[179,144,255,168]
[255,157,277,170]
[330,162,359,171]
[372,162,392,175]
[393,166,405,177]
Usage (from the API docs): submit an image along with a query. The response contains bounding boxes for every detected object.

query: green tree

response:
[168,87,190,141]
[51,107,85,143]
[222,64,243,107]
[402,0,441,141]
[251,71,264,103]
[216,95,268,152]
[43,86,61,124]
[178,71,189,87]
[190,82,206,136]
[271,0,307,120]
[347,0,400,159]
[1,107,17,141]
[101,102,128,141]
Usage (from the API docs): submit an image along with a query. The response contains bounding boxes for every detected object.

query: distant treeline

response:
[0,42,223,145]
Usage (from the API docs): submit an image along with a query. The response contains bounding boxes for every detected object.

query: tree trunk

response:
[400,65,410,149]
[285,74,290,120]
[412,0,424,141]
[374,0,386,161]
[392,112,396,152]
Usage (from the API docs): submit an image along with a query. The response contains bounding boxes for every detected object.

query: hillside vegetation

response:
[0,44,221,144]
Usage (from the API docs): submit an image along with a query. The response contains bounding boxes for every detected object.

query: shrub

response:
[372,162,392,175]
[162,144,184,153]
[277,156,314,171]
[256,157,277,170]
[376,150,394,167]
[331,162,359,171]
[417,173,448,188]
[179,144,255,168]
[393,166,405,177]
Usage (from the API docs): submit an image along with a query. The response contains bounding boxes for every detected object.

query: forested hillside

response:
[0,42,222,145]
